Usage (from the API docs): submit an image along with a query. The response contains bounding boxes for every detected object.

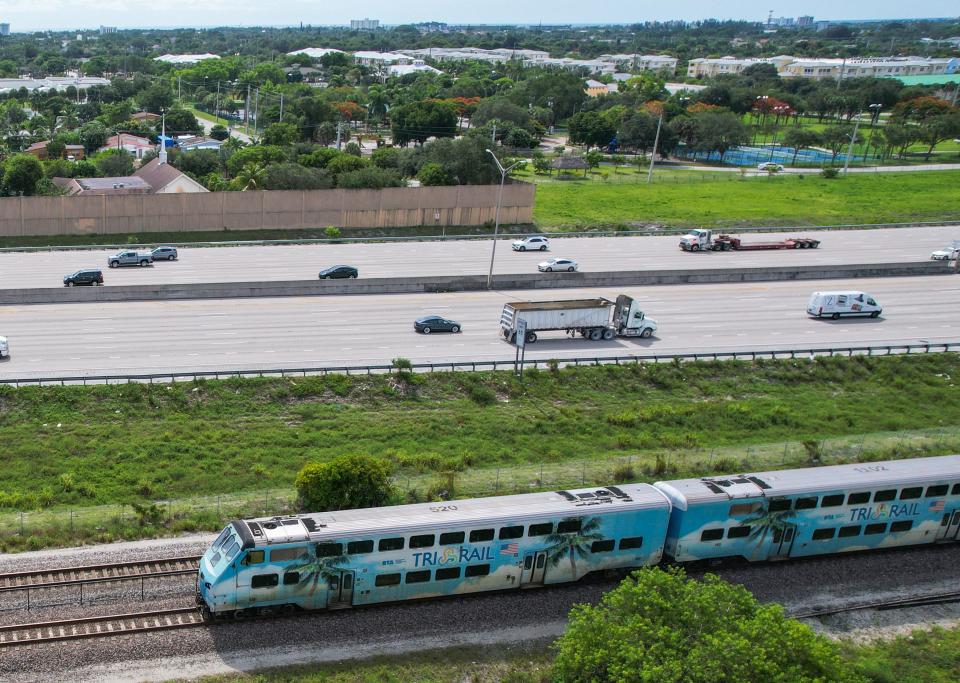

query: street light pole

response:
[646,108,663,185]
[844,103,880,174]
[485,149,523,289]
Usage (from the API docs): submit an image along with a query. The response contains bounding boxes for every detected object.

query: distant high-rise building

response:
[797,15,814,27]
[350,18,379,30]
[99,25,116,34]
[0,23,10,36]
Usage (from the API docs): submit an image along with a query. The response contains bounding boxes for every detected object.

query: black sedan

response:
[414,316,461,334]
[318,265,358,279]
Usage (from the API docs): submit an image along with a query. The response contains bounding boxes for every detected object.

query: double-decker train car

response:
[198,455,960,617]
[197,483,672,617]
[656,455,960,562]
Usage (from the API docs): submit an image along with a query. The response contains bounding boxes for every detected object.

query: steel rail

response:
[792,590,960,619]
[0,607,204,647]
[0,556,201,593]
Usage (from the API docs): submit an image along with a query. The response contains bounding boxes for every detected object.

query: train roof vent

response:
[301,518,318,532]
[577,492,596,500]
[248,522,263,537]
[704,482,725,494]
[556,491,577,501]
[747,476,771,490]
[606,486,628,498]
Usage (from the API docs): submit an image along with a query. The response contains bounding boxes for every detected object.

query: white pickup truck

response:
[930,241,960,261]
[107,250,153,268]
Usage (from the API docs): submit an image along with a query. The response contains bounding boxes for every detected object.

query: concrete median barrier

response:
[0,261,950,305]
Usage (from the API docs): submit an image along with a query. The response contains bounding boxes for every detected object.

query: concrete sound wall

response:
[0,261,949,305]
[0,183,536,237]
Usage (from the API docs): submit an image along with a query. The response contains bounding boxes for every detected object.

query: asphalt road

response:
[1,226,957,290]
[0,276,956,379]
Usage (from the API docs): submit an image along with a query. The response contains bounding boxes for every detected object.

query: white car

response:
[512,236,550,252]
[0,335,8,358]
[537,257,578,272]
[757,162,783,172]
[930,242,960,260]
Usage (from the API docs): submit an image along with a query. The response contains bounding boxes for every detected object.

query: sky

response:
[0,0,956,32]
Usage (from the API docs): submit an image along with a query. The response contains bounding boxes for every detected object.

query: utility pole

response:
[177,76,181,102]
[843,111,863,175]
[253,88,259,136]
[279,93,284,123]
[646,109,663,184]
[245,84,251,131]
[491,123,496,144]
[335,121,343,149]
[215,81,221,122]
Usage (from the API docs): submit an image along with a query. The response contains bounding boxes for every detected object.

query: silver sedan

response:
[537,257,578,272]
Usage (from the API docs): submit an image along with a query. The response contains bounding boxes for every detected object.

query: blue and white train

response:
[197,455,960,617]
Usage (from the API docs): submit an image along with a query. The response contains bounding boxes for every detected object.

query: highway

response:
[0,276,956,379]
[0,226,957,289]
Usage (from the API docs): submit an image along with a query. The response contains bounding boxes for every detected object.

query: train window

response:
[469,529,495,543]
[405,570,431,584]
[727,526,751,539]
[890,521,913,533]
[224,541,240,561]
[435,567,461,581]
[794,497,818,510]
[375,573,401,587]
[873,489,896,502]
[242,550,265,565]
[524,556,533,570]
[283,571,300,585]
[499,526,524,540]
[251,573,279,589]
[926,485,949,497]
[768,499,791,512]
[315,543,343,558]
[812,528,835,541]
[378,537,405,552]
[439,531,465,545]
[820,495,845,508]
[557,519,582,534]
[619,537,644,550]
[838,525,861,538]
[847,492,870,505]
[272,547,307,562]
[591,540,615,553]
[213,528,232,550]
[899,487,922,500]
[465,564,491,577]
[528,523,553,537]
[729,503,761,516]
[953,484,960,495]
[410,534,435,549]
[700,529,723,542]
[864,523,887,535]
[347,540,374,554]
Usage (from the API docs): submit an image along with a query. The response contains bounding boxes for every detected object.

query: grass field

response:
[184,625,960,682]
[531,169,960,228]
[1,354,958,513]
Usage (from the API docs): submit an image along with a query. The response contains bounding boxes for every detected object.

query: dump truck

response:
[500,295,657,343]
[679,229,820,252]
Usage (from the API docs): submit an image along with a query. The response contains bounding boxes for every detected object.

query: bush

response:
[344,141,362,157]
[820,167,840,179]
[295,455,394,512]
[337,166,403,189]
[261,163,333,190]
[324,225,341,239]
[417,162,451,186]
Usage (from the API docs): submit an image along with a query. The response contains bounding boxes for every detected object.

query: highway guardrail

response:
[1,341,957,386]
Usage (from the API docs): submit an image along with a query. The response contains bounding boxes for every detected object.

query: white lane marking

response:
[109,356,121,359]
[82,317,113,320]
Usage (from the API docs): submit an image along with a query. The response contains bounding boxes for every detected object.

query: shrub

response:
[295,455,394,512]
[820,167,840,179]
[336,166,403,189]
[417,162,451,186]
[324,226,341,239]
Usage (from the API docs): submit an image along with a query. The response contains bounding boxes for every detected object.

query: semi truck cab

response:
[614,295,657,338]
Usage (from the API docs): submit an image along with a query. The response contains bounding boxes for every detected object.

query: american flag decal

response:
[500,542,519,556]
[929,500,946,513]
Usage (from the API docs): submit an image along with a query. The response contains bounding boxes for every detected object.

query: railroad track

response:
[0,556,201,593]
[793,590,960,619]
[0,607,205,647]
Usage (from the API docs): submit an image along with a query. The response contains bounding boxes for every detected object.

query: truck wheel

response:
[602,328,615,340]
[690,244,700,252]
[109,261,118,268]
[870,311,880,318]
[589,329,603,341]
[640,328,653,338]
[140,260,148,266]
[831,313,840,320]
[526,331,537,343]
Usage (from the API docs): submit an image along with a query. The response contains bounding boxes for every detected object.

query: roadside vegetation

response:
[1,353,958,550]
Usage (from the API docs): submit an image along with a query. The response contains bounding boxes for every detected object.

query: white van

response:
[807,291,882,319]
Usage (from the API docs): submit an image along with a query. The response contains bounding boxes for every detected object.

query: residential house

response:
[174,136,224,152]
[286,47,345,59]
[99,133,154,160]
[584,80,612,97]
[133,157,209,194]
[131,112,161,123]
[25,140,86,160]
[388,60,442,77]
[52,176,153,195]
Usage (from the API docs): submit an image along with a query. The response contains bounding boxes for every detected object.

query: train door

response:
[234,564,251,609]
[326,571,355,608]
[770,524,796,560]
[520,551,547,586]
[936,510,960,542]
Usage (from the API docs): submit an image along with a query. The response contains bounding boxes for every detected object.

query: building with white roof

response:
[688,54,951,81]
[154,53,219,65]
[597,54,678,73]
[286,48,345,59]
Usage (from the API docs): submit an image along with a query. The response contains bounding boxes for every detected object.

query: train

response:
[196,455,960,618]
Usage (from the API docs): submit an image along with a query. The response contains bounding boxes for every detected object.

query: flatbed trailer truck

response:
[679,229,820,252]
[500,295,657,343]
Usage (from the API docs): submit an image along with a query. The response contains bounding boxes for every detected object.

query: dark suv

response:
[64,269,104,287]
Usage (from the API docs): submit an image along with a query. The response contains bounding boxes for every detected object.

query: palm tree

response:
[544,516,604,579]
[744,507,796,547]
[287,550,351,594]
[234,162,267,191]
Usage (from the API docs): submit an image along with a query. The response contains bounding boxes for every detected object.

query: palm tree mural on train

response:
[545,516,604,579]
[288,549,352,593]
[744,505,796,556]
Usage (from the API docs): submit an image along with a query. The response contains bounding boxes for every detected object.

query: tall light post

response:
[843,103,880,174]
[647,97,686,184]
[485,149,523,289]
[866,103,882,162]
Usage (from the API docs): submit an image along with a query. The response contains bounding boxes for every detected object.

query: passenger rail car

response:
[197,483,671,616]
[198,455,960,617]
